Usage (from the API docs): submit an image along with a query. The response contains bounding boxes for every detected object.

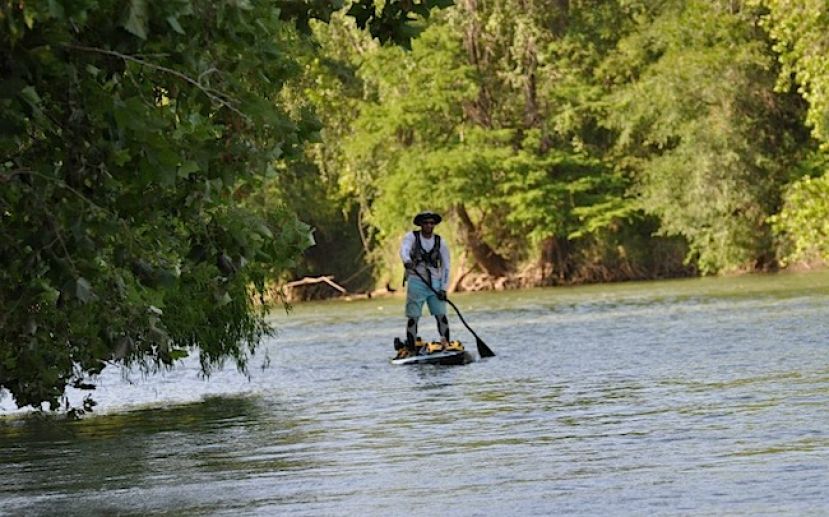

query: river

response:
[2,272,828,515]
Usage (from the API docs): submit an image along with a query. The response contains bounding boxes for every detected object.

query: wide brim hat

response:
[413,211,442,226]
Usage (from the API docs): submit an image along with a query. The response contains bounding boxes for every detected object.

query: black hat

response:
[413,211,442,226]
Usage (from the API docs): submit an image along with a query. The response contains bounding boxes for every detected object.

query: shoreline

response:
[276,260,827,304]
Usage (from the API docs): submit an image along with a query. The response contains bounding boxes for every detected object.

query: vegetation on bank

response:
[2,0,829,410]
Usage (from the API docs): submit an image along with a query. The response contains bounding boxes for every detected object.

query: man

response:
[400,211,451,353]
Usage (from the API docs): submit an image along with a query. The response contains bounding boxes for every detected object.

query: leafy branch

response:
[63,44,249,121]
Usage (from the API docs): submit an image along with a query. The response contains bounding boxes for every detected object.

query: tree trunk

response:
[539,235,573,283]
[449,250,469,292]
[517,0,540,130]
[455,204,510,277]
[460,0,493,128]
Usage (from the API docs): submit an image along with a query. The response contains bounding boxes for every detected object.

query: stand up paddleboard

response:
[390,338,473,366]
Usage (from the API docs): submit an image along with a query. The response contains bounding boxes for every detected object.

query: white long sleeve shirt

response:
[399,231,450,288]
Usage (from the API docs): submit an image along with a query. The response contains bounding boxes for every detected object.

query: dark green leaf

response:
[123,0,149,39]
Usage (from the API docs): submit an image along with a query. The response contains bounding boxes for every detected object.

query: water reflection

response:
[0,396,320,515]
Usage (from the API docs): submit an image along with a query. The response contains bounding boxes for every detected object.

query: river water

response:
[2,272,829,515]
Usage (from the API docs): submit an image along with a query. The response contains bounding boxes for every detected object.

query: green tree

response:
[770,162,829,265]
[331,1,688,285]
[603,0,808,273]
[757,0,829,265]
[0,0,448,411]
[758,0,829,145]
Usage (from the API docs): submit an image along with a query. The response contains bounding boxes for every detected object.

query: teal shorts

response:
[405,276,446,318]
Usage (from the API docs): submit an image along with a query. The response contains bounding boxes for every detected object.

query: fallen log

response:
[283,275,347,294]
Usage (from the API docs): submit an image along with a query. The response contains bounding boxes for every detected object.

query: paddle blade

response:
[476,337,495,358]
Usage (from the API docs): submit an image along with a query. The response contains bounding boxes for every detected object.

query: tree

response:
[602,0,809,273]
[332,1,687,285]
[757,0,829,265]
[770,161,829,265]
[758,0,829,145]
[0,0,449,411]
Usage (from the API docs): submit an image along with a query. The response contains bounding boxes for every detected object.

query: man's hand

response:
[437,290,447,301]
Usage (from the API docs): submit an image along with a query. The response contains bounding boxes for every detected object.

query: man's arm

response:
[400,232,414,268]
[440,239,451,287]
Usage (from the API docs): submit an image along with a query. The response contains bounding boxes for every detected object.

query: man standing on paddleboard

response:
[400,211,451,354]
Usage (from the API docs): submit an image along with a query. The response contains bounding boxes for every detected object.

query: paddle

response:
[408,267,495,358]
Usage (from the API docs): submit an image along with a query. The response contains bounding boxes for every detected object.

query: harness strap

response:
[411,231,442,269]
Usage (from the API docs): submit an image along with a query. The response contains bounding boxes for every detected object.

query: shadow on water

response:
[0,395,317,515]
[409,363,469,391]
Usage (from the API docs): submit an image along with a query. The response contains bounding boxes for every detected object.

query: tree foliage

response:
[757,0,829,265]
[0,0,446,411]
[318,2,656,284]
[602,0,808,273]
[758,0,829,146]
[305,0,817,283]
[770,167,829,265]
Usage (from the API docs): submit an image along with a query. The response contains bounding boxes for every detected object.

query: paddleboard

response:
[390,350,473,366]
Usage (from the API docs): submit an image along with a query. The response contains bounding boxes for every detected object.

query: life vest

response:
[410,231,442,269]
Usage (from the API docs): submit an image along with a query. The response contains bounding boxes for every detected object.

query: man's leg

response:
[435,314,450,344]
[405,277,428,349]
[406,317,419,348]
[426,285,449,344]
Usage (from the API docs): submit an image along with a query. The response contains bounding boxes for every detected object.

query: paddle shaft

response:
[407,267,495,357]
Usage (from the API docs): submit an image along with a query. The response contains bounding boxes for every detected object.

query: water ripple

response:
[3,273,829,515]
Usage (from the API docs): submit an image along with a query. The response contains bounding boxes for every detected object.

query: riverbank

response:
[278,259,827,304]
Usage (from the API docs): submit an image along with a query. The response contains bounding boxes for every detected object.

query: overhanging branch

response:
[63,44,249,121]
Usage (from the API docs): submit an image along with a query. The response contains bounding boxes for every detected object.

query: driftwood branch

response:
[284,275,347,294]
[282,275,397,302]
